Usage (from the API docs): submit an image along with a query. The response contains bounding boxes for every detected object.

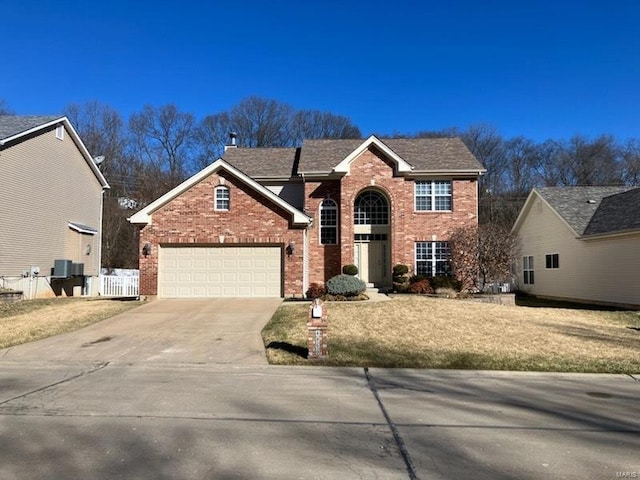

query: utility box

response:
[52,259,72,278]
[307,299,328,360]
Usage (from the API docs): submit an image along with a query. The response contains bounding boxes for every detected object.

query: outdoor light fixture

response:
[86,244,92,255]
[286,241,295,257]
[142,243,152,257]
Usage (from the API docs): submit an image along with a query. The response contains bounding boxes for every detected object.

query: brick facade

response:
[305,146,478,285]
[138,171,305,297]
[133,138,481,297]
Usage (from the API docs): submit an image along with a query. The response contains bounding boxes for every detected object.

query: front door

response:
[355,238,389,286]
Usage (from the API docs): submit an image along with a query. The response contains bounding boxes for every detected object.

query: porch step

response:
[365,287,391,301]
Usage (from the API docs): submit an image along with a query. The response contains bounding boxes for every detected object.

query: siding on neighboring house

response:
[0,124,103,277]
[515,194,640,307]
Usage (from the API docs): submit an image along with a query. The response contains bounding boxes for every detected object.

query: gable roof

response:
[0,115,110,189]
[0,115,60,140]
[128,158,312,226]
[222,136,485,178]
[583,187,640,236]
[299,136,483,175]
[512,186,638,237]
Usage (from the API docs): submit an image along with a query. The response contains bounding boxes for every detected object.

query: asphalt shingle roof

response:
[222,147,299,178]
[0,115,59,141]
[584,187,640,236]
[222,137,483,177]
[536,186,638,235]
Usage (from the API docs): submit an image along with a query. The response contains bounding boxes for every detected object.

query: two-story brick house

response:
[129,135,484,298]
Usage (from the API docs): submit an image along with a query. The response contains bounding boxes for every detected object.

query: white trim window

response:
[545,253,559,269]
[415,180,452,211]
[523,256,534,284]
[214,186,230,211]
[319,199,338,245]
[55,125,64,140]
[354,190,389,225]
[415,241,451,276]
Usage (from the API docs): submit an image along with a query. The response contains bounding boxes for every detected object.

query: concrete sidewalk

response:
[0,363,638,479]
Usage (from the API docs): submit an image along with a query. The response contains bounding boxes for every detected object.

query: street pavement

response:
[0,299,638,479]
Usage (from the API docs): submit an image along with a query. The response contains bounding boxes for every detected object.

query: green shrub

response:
[305,283,326,299]
[429,276,462,292]
[326,274,366,296]
[393,282,410,293]
[392,264,409,277]
[342,264,359,276]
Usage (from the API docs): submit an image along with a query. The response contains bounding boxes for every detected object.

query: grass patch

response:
[262,296,640,373]
[0,297,142,349]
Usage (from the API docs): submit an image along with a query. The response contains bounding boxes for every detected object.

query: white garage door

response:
[159,246,282,298]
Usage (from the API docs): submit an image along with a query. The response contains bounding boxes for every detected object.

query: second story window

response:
[215,186,230,211]
[415,180,452,211]
[354,190,388,225]
[319,199,338,245]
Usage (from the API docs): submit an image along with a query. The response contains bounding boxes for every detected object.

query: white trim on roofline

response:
[511,189,582,237]
[68,222,98,234]
[0,116,110,189]
[332,135,413,174]
[128,159,312,226]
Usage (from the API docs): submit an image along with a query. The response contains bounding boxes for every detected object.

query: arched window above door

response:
[354,190,388,225]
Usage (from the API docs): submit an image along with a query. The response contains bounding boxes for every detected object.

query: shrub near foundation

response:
[326,274,366,297]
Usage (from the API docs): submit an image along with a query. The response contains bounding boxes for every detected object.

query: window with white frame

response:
[319,198,338,245]
[415,241,451,276]
[415,180,452,211]
[214,186,230,211]
[354,190,388,225]
[523,256,534,284]
[545,253,559,269]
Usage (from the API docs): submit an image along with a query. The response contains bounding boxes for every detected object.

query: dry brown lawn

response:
[262,296,640,372]
[0,297,142,350]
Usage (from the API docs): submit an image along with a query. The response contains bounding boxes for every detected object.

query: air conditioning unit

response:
[52,259,72,278]
[71,263,84,276]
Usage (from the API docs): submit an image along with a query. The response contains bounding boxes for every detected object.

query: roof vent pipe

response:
[224,132,238,153]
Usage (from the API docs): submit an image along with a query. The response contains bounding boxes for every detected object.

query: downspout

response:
[303,227,309,297]
[97,187,106,296]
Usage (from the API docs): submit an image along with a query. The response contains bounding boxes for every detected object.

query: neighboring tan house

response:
[0,116,110,298]
[129,135,485,298]
[512,186,640,308]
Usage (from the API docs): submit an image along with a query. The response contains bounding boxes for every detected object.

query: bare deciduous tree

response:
[450,223,519,291]
[0,99,14,115]
[129,104,196,188]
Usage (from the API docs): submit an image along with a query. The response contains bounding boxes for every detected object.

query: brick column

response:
[307,300,328,360]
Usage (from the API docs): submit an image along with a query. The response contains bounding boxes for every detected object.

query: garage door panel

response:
[159,246,282,298]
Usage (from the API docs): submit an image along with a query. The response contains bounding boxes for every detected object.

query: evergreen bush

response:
[342,264,359,276]
[326,274,366,296]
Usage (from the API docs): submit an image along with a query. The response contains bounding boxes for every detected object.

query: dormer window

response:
[215,186,230,211]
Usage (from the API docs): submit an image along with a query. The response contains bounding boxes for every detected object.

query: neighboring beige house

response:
[0,116,110,298]
[512,186,640,309]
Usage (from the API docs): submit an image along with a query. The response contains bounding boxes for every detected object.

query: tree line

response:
[1,97,638,269]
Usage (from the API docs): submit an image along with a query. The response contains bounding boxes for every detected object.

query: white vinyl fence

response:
[99,270,139,297]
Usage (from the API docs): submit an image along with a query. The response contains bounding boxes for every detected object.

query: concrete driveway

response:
[0,298,283,365]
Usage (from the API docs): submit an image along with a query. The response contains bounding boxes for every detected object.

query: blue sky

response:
[3,0,639,142]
